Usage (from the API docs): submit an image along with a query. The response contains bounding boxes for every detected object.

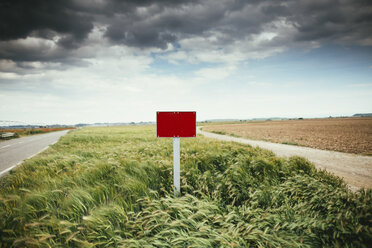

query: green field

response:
[0,126,371,247]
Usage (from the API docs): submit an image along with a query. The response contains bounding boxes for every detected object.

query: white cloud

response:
[13,37,58,50]
[0,41,204,124]
[0,72,22,79]
[247,81,272,87]
[160,51,189,64]
[252,32,277,43]
[194,65,236,81]
[0,59,17,71]
[0,72,45,80]
[0,37,60,59]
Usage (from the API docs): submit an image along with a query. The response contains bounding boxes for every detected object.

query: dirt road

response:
[201,118,372,155]
[198,127,372,191]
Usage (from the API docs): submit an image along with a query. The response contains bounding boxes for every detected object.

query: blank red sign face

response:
[157,111,196,137]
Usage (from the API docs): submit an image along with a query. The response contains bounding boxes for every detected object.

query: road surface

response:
[198,127,372,191]
[0,130,69,177]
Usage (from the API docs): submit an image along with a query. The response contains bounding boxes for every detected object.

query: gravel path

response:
[198,127,372,191]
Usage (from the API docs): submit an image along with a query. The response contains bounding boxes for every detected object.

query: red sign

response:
[157,111,196,137]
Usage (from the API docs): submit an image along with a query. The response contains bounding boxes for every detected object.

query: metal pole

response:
[173,137,180,196]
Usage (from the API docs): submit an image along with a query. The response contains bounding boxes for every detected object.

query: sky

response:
[0,0,371,125]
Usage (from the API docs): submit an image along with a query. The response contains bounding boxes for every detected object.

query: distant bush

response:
[0,132,19,140]
[26,129,46,135]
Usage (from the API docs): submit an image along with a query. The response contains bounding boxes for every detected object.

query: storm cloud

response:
[0,0,371,65]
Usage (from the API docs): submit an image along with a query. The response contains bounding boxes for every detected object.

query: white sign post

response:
[173,137,181,196]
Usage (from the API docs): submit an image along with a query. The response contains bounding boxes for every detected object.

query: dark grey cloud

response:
[102,0,372,49]
[288,0,372,44]
[0,0,93,46]
[0,0,371,65]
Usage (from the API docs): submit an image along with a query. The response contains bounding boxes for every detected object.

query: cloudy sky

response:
[0,0,371,125]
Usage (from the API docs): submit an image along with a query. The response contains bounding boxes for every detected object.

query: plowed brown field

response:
[202,117,372,155]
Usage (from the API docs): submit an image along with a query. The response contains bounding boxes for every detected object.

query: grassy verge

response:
[281,141,300,146]
[205,128,301,146]
[0,126,371,247]
[201,128,239,137]
[207,129,245,138]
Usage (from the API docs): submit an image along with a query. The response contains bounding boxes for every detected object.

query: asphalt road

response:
[198,127,372,191]
[0,130,69,177]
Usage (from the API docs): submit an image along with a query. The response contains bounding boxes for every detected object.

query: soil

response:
[202,117,372,155]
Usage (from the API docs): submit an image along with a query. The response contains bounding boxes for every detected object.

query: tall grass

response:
[0,126,371,247]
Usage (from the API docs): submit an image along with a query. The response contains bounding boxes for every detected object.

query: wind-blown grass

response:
[0,126,371,247]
